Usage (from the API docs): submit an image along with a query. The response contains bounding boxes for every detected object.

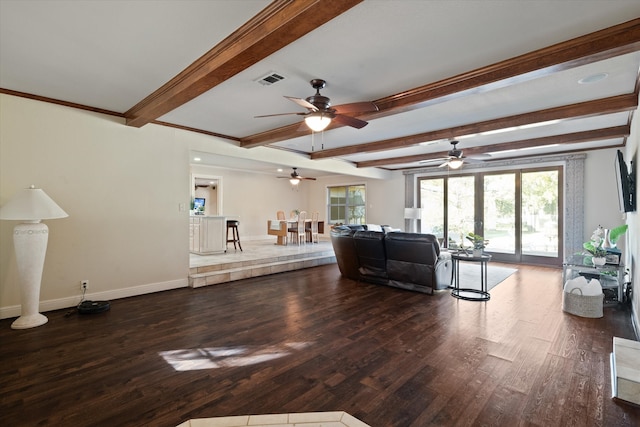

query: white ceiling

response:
[1,1,639,178]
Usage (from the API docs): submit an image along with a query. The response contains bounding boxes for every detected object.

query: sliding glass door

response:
[418,166,562,266]
[484,173,516,254]
[521,170,560,259]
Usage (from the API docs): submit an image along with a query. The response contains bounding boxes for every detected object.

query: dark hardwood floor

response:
[1,263,638,426]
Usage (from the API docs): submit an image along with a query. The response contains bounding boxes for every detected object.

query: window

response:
[418,166,562,266]
[328,185,366,224]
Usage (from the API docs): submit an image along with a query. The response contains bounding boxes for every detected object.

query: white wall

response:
[190,163,310,240]
[308,173,405,229]
[624,99,639,335]
[187,164,404,239]
[0,94,191,318]
[583,148,629,255]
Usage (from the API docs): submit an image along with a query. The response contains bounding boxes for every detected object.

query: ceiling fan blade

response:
[254,112,305,118]
[464,157,485,163]
[418,157,449,164]
[467,153,492,160]
[438,161,450,168]
[284,96,318,111]
[333,101,378,114]
[332,114,368,129]
[300,177,317,180]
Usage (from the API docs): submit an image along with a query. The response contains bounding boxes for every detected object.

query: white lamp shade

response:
[304,114,331,132]
[448,159,464,169]
[0,186,68,221]
[289,178,301,185]
[404,208,422,219]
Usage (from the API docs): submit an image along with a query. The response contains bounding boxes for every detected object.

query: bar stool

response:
[226,220,242,251]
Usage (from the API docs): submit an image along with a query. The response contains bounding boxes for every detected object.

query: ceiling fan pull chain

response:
[321,130,324,150]
[311,130,315,152]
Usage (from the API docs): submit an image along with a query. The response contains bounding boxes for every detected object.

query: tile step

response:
[190,250,335,274]
[189,253,336,288]
[611,336,640,406]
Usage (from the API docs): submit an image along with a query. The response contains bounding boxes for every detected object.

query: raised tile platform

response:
[189,239,336,288]
[611,336,640,406]
[176,411,370,427]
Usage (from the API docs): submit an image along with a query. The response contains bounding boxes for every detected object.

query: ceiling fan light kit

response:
[447,158,464,169]
[304,113,332,132]
[257,79,377,133]
[278,168,316,186]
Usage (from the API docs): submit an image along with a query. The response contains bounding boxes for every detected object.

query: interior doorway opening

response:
[190,173,223,216]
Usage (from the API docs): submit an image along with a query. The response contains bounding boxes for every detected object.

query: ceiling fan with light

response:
[277,167,316,185]
[255,79,379,132]
[419,140,491,169]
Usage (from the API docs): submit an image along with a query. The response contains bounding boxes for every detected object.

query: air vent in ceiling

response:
[255,72,285,86]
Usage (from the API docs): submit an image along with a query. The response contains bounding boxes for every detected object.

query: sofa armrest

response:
[434,256,453,290]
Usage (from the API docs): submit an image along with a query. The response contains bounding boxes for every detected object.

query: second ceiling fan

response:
[277,167,316,185]
[256,79,378,131]
[420,140,491,169]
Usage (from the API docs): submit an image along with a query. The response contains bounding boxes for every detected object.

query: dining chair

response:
[306,211,319,243]
[277,210,286,220]
[288,210,307,244]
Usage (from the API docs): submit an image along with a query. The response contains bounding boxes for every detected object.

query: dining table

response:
[267,218,325,245]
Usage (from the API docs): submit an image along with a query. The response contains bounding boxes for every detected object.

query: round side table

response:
[451,252,492,301]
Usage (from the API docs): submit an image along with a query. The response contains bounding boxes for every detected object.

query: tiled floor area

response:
[189,238,334,268]
[177,411,370,427]
[188,238,336,287]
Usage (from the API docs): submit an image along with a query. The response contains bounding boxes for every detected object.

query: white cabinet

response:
[190,216,226,254]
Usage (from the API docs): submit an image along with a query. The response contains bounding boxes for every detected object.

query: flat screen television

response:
[193,197,205,213]
[614,150,635,212]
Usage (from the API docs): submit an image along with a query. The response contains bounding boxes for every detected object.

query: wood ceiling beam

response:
[240,17,640,148]
[355,125,631,168]
[124,0,363,128]
[310,93,638,160]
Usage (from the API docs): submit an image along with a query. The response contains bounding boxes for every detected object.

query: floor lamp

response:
[0,185,68,329]
[404,208,422,233]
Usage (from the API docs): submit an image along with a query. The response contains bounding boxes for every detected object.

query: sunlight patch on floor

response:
[159,342,313,371]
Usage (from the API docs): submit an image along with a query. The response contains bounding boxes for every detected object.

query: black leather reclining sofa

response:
[330,225,452,294]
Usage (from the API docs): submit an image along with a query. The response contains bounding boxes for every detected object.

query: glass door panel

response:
[417,167,561,266]
[419,178,444,239]
[522,170,559,257]
[447,176,475,248]
[484,173,516,254]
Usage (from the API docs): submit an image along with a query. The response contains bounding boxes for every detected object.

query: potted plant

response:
[466,233,488,257]
[608,224,628,248]
[583,225,607,265]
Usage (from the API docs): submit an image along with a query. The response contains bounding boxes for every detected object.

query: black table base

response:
[451,252,491,301]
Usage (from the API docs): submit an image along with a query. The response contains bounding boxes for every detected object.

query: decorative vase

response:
[602,229,611,248]
[473,248,483,257]
[593,256,606,266]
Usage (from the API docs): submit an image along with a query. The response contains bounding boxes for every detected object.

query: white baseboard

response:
[0,278,188,320]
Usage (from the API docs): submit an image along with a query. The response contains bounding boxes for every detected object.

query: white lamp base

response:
[11,222,49,330]
[11,313,48,329]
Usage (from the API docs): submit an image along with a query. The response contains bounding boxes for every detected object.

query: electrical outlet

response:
[81,280,89,291]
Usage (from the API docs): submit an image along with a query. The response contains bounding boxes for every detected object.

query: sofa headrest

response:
[330,225,358,237]
[353,230,386,241]
[384,232,440,257]
[347,224,367,231]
